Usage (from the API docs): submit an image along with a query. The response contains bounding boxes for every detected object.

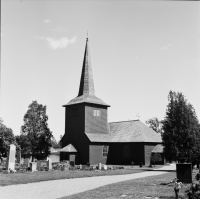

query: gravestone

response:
[48,158,52,170]
[30,162,37,172]
[103,165,107,170]
[7,144,16,171]
[24,158,30,168]
[176,163,192,183]
[37,160,48,170]
[98,163,101,170]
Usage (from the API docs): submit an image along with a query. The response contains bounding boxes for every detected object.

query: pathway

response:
[0,171,167,199]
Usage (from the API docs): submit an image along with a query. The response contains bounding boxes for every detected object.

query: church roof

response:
[60,144,77,152]
[63,38,109,107]
[85,120,162,143]
[85,133,112,142]
[151,144,163,153]
[109,120,162,143]
[65,94,109,107]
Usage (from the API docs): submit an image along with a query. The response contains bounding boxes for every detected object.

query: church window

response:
[94,109,101,117]
[123,145,130,158]
[103,145,109,157]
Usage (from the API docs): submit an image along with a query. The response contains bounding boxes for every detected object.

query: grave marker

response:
[7,144,16,171]
[48,158,52,170]
[30,162,37,172]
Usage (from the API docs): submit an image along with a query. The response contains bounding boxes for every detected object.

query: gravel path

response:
[0,171,167,199]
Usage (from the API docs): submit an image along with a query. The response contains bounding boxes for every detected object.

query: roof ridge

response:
[109,119,139,124]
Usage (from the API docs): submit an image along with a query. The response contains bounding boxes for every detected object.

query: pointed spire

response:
[78,37,95,96]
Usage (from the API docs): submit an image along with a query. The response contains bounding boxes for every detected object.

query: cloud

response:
[41,36,77,49]
[43,19,52,23]
[53,26,67,32]
[161,44,172,50]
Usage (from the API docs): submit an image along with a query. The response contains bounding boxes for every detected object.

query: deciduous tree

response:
[146,117,163,134]
[20,101,53,160]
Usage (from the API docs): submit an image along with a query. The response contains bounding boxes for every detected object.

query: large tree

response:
[162,91,200,163]
[146,117,163,134]
[0,119,16,158]
[20,101,53,160]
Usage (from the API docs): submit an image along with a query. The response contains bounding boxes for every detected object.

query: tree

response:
[150,153,162,166]
[0,119,16,158]
[20,101,53,160]
[162,91,200,163]
[146,117,163,134]
[51,136,62,148]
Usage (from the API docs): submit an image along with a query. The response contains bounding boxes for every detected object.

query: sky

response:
[1,0,200,141]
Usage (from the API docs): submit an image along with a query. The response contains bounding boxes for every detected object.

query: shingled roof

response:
[109,120,162,143]
[85,120,162,143]
[85,133,112,142]
[60,144,77,152]
[63,38,109,107]
[151,144,163,153]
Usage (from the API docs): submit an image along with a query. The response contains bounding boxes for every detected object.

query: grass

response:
[0,166,146,186]
[60,170,199,199]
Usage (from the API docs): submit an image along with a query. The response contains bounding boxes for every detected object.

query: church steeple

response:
[78,38,95,96]
[63,37,109,107]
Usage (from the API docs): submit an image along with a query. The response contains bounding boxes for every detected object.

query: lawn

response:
[0,166,147,186]
[60,170,199,199]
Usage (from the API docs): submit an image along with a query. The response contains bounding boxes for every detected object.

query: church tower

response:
[62,38,110,164]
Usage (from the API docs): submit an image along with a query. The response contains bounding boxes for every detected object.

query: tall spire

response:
[78,38,95,96]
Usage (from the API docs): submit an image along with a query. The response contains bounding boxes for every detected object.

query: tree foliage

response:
[0,119,16,158]
[51,136,62,148]
[146,117,163,134]
[150,153,162,166]
[162,91,200,163]
[19,101,53,160]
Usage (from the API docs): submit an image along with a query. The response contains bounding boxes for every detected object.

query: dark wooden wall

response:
[85,104,110,135]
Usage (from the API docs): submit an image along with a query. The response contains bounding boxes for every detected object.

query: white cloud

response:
[53,26,67,32]
[161,44,172,50]
[41,36,77,49]
[43,19,52,23]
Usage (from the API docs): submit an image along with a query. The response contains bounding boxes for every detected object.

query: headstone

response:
[176,163,192,183]
[24,158,30,168]
[48,158,52,170]
[79,164,82,170]
[7,144,16,171]
[30,162,37,172]
[103,165,107,170]
[98,163,101,170]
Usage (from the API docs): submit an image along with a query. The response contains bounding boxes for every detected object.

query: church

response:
[61,38,162,166]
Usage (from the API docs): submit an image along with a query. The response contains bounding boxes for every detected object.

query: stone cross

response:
[7,144,16,171]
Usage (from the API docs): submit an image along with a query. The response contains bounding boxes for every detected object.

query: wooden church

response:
[61,38,162,166]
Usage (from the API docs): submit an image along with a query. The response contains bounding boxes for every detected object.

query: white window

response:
[94,110,101,117]
[103,145,109,157]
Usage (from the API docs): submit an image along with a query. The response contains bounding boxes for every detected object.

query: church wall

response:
[144,143,162,166]
[85,104,110,134]
[89,144,109,165]
[62,104,90,164]
[106,143,144,165]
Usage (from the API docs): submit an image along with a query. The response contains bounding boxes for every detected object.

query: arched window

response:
[123,145,130,158]
[103,145,109,157]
